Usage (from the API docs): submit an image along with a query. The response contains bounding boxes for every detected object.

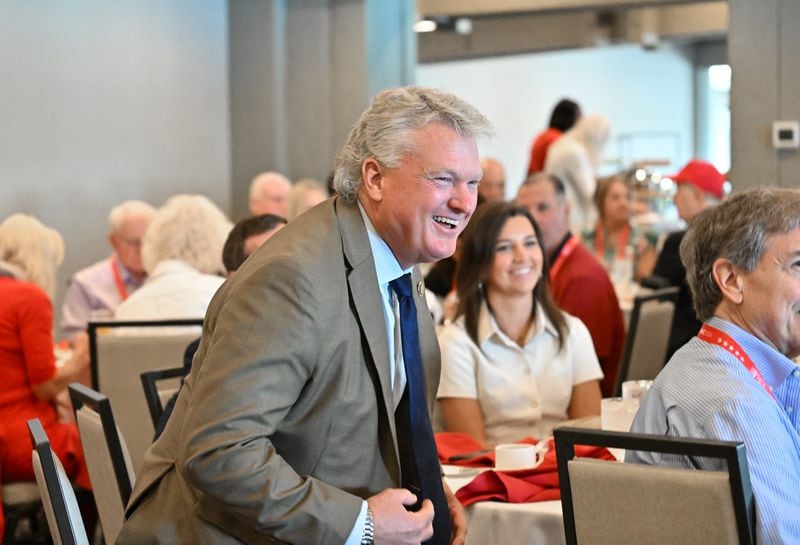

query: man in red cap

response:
[645,159,725,359]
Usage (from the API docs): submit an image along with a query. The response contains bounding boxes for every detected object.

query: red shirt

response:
[528,128,563,175]
[549,239,625,397]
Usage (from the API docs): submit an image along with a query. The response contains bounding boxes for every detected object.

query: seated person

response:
[285,179,328,221]
[60,200,155,340]
[643,159,724,360]
[516,173,625,396]
[154,213,287,438]
[583,176,657,282]
[114,194,232,321]
[629,187,800,543]
[0,215,91,493]
[437,201,602,447]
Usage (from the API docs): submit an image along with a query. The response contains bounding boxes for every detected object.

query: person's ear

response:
[712,257,744,305]
[361,158,385,203]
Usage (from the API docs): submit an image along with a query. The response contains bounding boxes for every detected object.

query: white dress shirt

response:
[438,301,603,444]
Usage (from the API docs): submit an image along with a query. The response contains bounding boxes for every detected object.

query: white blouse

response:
[437,301,603,445]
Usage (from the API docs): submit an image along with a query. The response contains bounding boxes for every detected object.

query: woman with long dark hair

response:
[437,202,602,447]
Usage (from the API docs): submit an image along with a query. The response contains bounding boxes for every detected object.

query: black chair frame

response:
[87,318,203,389]
[554,427,755,545]
[27,418,83,545]
[140,367,184,429]
[614,286,679,396]
[68,383,133,506]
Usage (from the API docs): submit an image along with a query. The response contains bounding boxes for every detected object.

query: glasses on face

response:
[115,236,142,248]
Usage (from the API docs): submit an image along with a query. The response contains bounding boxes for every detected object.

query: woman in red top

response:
[527,98,581,175]
[0,214,91,532]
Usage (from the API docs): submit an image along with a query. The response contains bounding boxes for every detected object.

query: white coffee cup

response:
[622,380,653,401]
[494,444,536,470]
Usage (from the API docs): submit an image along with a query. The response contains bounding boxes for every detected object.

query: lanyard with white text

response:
[110,258,129,301]
[549,234,579,281]
[697,323,777,402]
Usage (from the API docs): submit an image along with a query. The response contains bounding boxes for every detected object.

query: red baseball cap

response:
[669,160,725,200]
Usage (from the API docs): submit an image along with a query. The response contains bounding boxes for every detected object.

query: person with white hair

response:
[0,214,91,492]
[249,171,292,217]
[544,114,611,233]
[285,178,329,221]
[60,199,155,339]
[117,85,492,545]
[114,194,231,321]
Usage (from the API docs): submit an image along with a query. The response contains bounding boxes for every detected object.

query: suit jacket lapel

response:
[335,197,399,454]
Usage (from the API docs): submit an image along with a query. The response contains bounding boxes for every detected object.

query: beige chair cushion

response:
[76,407,134,544]
[626,298,675,382]
[95,332,193,473]
[2,481,40,504]
[569,458,739,545]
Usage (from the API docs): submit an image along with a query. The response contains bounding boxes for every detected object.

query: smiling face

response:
[486,215,543,298]
[734,229,800,358]
[359,123,482,269]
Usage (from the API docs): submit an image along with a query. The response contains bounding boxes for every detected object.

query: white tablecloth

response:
[445,466,566,545]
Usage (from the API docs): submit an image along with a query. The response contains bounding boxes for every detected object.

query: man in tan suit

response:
[116,86,491,545]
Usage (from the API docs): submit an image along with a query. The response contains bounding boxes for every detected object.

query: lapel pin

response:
[417,281,425,298]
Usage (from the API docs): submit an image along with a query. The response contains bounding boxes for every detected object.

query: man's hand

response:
[443,481,467,545]
[368,488,434,545]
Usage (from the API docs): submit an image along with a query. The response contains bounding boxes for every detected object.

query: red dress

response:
[0,276,90,489]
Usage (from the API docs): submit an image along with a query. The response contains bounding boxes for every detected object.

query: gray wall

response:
[228,0,415,218]
[729,0,800,190]
[0,1,231,328]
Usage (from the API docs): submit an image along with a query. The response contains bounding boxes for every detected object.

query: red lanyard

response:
[697,323,777,402]
[110,258,129,301]
[549,235,579,281]
[594,223,630,261]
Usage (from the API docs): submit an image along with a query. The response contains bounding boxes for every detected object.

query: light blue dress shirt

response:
[628,316,800,544]
[344,204,412,545]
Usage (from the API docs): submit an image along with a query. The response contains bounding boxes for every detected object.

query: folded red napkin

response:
[436,432,615,506]
[436,432,539,467]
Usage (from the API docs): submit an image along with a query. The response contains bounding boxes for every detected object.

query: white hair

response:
[108,200,156,234]
[141,194,232,275]
[286,178,329,220]
[0,214,64,300]
[333,86,493,202]
[249,172,292,202]
[567,114,611,169]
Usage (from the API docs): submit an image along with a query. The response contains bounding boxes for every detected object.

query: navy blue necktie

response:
[389,273,451,545]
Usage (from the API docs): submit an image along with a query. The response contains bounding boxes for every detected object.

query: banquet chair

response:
[614,287,679,396]
[554,427,755,545]
[68,383,134,545]
[88,319,200,474]
[2,482,45,544]
[27,418,90,545]
[140,367,184,429]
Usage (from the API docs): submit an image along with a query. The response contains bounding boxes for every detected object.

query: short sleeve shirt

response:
[437,302,603,444]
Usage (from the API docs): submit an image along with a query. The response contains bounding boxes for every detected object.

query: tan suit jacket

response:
[116,197,441,544]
